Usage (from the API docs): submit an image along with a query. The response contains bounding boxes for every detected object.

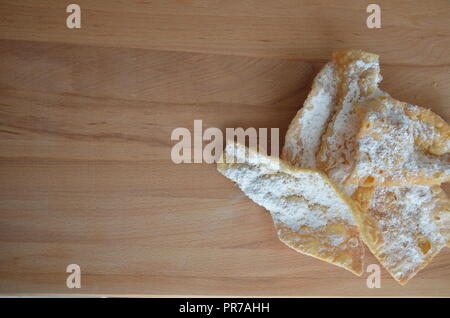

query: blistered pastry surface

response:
[353,185,450,284]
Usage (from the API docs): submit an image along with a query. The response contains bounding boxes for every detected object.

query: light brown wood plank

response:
[1,40,448,163]
[1,162,449,296]
[0,40,313,106]
[0,40,314,164]
[0,0,449,65]
[1,40,448,111]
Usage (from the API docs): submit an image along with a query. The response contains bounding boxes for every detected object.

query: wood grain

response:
[0,1,449,296]
[1,0,449,65]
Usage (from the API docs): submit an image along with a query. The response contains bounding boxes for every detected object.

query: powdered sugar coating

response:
[347,96,450,187]
[222,143,356,227]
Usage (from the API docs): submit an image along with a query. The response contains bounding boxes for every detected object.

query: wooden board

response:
[0,0,449,296]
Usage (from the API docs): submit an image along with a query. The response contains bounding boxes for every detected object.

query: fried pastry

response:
[218,142,364,275]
